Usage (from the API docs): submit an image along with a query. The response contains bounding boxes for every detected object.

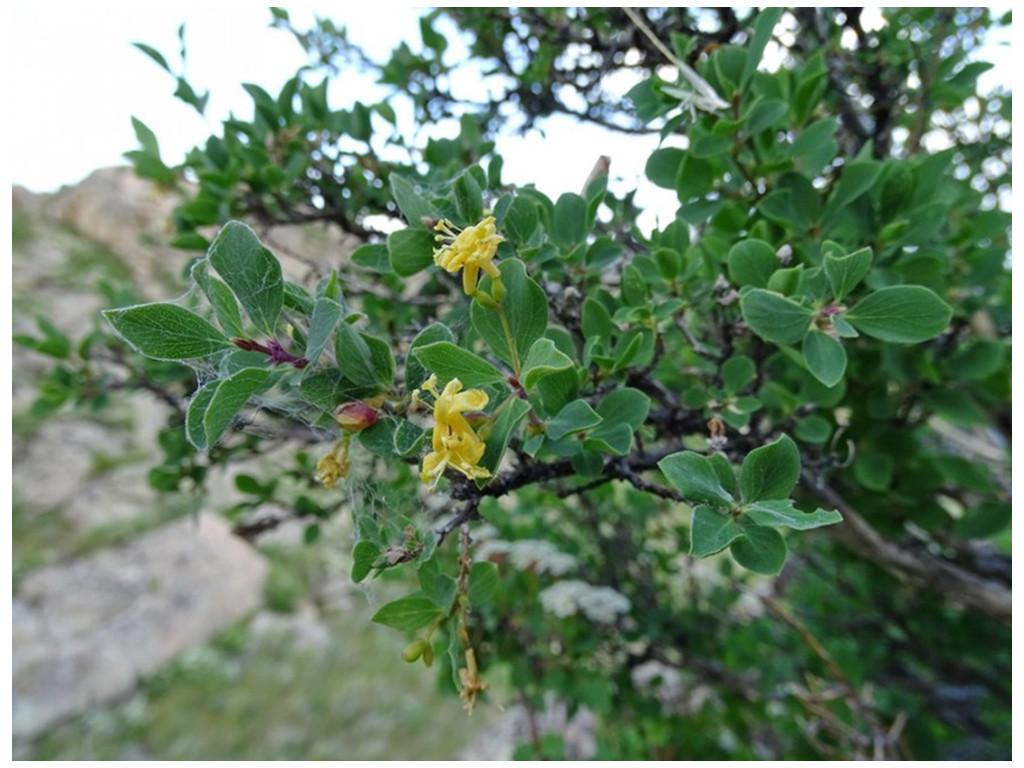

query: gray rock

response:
[13,514,268,740]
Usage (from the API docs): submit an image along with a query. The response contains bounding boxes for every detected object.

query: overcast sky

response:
[8,6,1013,232]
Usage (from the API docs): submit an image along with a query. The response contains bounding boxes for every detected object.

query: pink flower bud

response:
[333,401,380,432]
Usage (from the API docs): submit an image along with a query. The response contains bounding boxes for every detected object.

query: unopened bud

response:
[403,638,430,663]
[474,290,498,309]
[421,643,434,667]
[490,277,506,303]
[333,401,380,432]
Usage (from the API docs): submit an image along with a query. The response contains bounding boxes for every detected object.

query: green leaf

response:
[741,9,783,90]
[418,561,457,608]
[691,134,731,159]
[946,340,1006,381]
[361,333,395,387]
[709,453,738,498]
[621,263,650,306]
[203,368,272,448]
[393,420,427,457]
[185,381,218,450]
[467,561,500,605]
[845,286,952,343]
[207,222,284,336]
[581,297,614,344]
[953,502,1010,540]
[351,540,379,583]
[191,261,244,337]
[453,169,484,224]
[471,259,548,368]
[351,243,392,273]
[358,417,398,458]
[730,525,787,575]
[789,118,838,177]
[521,338,573,390]
[585,388,649,455]
[521,338,579,415]
[742,499,842,530]
[689,505,744,557]
[853,453,894,491]
[721,355,756,393]
[552,193,587,248]
[823,246,873,300]
[740,289,814,344]
[406,324,456,391]
[412,342,506,388]
[283,282,314,314]
[645,147,684,190]
[727,239,778,288]
[103,302,232,360]
[829,160,883,210]
[130,116,162,156]
[740,434,800,502]
[659,452,736,506]
[675,155,714,200]
[547,399,602,441]
[388,227,436,277]
[794,415,831,444]
[335,322,384,388]
[132,42,172,73]
[744,97,788,134]
[304,298,343,367]
[502,195,540,247]
[479,396,531,475]
[390,175,439,226]
[371,596,443,633]
[802,330,847,387]
[300,369,374,413]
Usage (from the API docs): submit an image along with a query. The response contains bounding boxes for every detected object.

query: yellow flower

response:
[316,437,351,488]
[419,375,492,488]
[433,216,503,295]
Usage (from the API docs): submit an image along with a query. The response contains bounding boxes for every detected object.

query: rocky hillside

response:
[12,169,513,759]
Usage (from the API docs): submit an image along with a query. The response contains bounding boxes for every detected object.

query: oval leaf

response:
[659,452,736,506]
[690,505,744,557]
[730,524,788,575]
[103,302,232,361]
[740,289,814,344]
[412,341,506,388]
[208,221,284,336]
[740,434,800,502]
[802,330,847,387]
[845,285,952,343]
[371,596,443,633]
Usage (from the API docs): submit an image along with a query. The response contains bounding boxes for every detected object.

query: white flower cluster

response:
[539,580,632,625]
[476,538,578,576]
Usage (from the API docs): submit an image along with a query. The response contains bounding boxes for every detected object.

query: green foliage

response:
[32,6,1007,761]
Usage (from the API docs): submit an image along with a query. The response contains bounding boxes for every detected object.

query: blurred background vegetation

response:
[13,7,1011,760]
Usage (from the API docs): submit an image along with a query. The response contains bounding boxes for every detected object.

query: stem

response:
[495,304,522,377]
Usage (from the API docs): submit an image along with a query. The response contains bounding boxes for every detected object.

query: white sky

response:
[8,6,1014,233]
[9,5,672,224]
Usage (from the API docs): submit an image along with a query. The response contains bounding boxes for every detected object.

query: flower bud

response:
[474,289,498,309]
[333,401,380,432]
[490,276,506,303]
[403,638,429,663]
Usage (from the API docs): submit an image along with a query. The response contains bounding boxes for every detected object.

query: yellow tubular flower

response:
[316,437,351,488]
[420,376,492,488]
[433,216,504,295]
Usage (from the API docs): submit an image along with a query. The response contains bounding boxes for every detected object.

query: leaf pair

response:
[658,435,842,574]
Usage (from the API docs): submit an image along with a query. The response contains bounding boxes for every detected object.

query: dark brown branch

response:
[803,472,1012,626]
